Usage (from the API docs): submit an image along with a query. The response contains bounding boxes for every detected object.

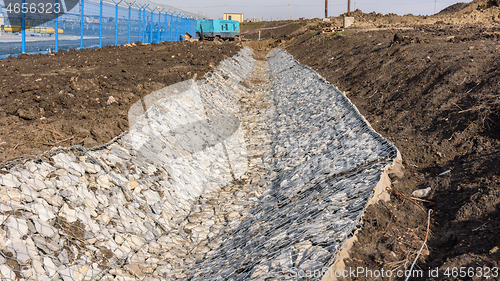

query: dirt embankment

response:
[0,41,241,163]
[339,0,500,27]
[240,21,309,41]
[240,0,500,40]
[283,19,500,281]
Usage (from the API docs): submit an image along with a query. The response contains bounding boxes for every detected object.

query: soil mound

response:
[0,41,241,163]
[438,2,470,14]
[283,20,500,279]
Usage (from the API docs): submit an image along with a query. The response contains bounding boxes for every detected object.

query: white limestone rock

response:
[109,171,128,187]
[26,178,47,191]
[33,199,56,222]
[58,249,70,264]
[21,184,39,202]
[60,265,88,281]
[142,190,161,205]
[39,189,64,207]
[6,216,29,240]
[0,174,21,188]
[60,204,78,223]
[250,264,269,279]
[57,173,80,188]
[5,241,37,263]
[412,187,431,198]
[0,186,22,202]
[96,175,111,189]
[81,162,101,174]
[31,217,57,238]
[43,257,58,277]
[0,264,16,280]
[124,263,157,279]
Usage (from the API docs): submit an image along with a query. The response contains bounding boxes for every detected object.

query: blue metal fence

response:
[0,0,197,59]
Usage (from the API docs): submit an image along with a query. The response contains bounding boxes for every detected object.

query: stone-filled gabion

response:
[177,49,399,281]
[0,48,255,281]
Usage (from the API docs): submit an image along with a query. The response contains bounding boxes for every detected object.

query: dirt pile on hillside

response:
[241,21,309,41]
[241,0,500,46]
[0,41,241,163]
[343,0,500,27]
[284,21,500,279]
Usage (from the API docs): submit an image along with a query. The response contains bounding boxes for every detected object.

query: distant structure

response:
[244,18,260,23]
[223,13,244,22]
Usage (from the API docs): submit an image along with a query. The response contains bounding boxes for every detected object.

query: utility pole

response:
[434,0,437,14]
[348,0,351,16]
[325,0,328,18]
[288,4,290,20]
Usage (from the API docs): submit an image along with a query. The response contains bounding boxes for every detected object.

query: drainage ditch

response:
[0,47,401,280]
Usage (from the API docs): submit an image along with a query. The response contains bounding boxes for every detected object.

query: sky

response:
[153,0,464,20]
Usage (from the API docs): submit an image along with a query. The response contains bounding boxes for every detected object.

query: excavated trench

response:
[0,47,401,280]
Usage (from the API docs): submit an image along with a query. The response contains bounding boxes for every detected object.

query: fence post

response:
[114,0,123,45]
[80,0,84,49]
[55,0,59,52]
[184,16,188,37]
[189,18,192,37]
[138,7,141,42]
[150,8,157,43]
[177,14,181,41]
[172,13,177,41]
[178,13,183,41]
[142,5,148,42]
[177,13,183,41]
[128,5,131,43]
[99,0,102,48]
[179,15,182,40]
[114,2,117,45]
[165,9,170,41]
[193,18,196,37]
[21,0,25,53]
[169,13,173,41]
[180,13,184,41]
[175,12,180,41]
[128,2,135,44]
[190,18,194,37]
[158,9,164,42]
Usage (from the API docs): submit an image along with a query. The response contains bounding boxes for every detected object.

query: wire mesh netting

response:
[0,47,255,280]
[0,0,199,59]
[0,47,401,280]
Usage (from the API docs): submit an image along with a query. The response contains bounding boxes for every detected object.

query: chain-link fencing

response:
[0,0,200,59]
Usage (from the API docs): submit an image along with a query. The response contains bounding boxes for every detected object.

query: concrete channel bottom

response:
[0,47,402,280]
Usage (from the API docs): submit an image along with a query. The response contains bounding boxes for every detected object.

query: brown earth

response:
[277,3,500,280]
[241,0,500,41]
[0,41,241,163]
[241,21,309,41]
